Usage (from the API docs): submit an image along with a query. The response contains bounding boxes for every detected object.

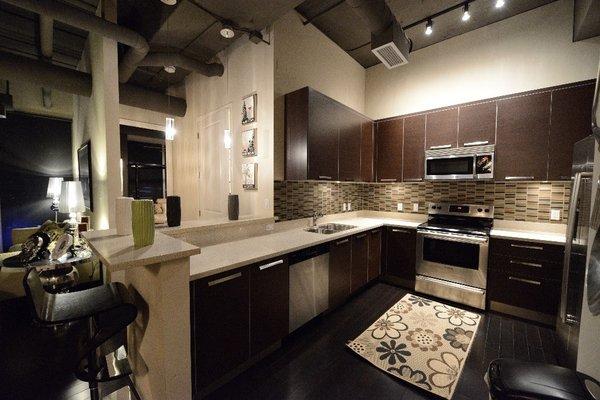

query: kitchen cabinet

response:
[367,229,382,282]
[375,118,403,182]
[425,108,458,150]
[329,237,352,309]
[191,268,250,391]
[403,115,426,182]
[548,83,595,180]
[384,226,417,288]
[351,233,369,292]
[285,86,373,182]
[495,92,551,181]
[361,121,374,182]
[250,257,289,356]
[458,101,496,146]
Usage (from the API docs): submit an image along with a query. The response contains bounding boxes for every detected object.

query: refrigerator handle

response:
[560,172,592,323]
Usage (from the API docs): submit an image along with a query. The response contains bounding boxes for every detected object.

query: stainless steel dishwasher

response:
[288,244,329,333]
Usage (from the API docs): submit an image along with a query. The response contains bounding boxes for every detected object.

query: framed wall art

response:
[241,93,257,125]
[241,128,257,157]
[242,163,257,190]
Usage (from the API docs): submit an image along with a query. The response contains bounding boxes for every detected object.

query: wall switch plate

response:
[348,202,352,211]
[550,209,561,221]
[413,203,419,212]
[342,203,347,212]
[397,203,403,212]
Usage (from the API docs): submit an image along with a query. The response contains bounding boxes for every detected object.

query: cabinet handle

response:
[335,238,350,245]
[355,233,367,239]
[510,243,543,250]
[208,272,242,286]
[392,229,411,234]
[318,175,332,180]
[508,276,541,286]
[430,144,452,150]
[505,176,534,181]
[379,178,397,182]
[510,260,542,268]
[404,178,423,182]
[463,140,489,147]
[259,259,284,271]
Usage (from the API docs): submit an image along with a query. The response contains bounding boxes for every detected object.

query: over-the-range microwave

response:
[425,144,494,180]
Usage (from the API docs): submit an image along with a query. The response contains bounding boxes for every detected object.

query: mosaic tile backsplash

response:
[274,180,571,223]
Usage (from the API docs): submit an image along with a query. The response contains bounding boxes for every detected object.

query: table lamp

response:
[59,180,85,226]
[46,177,63,222]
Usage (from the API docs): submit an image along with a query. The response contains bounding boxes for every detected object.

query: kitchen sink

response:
[304,223,357,234]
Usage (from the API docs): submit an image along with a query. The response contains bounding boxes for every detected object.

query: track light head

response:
[495,0,505,8]
[425,19,433,35]
[461,3,471,21]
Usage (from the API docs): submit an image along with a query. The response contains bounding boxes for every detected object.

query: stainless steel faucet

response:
[312,210,323,227]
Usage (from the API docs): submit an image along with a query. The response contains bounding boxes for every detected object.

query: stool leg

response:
[88,318,100,400]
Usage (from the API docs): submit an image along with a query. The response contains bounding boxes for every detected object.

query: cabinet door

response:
[285,87,309,180]
[308,90,339,180]
[458,102,496,146]
[339,109,363,182]
[385,227,416,288]
[360,120,374,182]
[403,115,426,182]
[368,229,382,282]
[329,237,352,309]
[425,108,458,149]
[496,92,551,181]
[548,84,595,180]
[250,257,289,356]
[376,118,403,182]
[192,268,249,390]
[351,233,369,292]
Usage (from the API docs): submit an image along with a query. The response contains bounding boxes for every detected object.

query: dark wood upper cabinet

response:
[496,92,551,181]
[385,227,416,289]
[375,118,403,182]
[339,109,363,182]
[425,108,458,149]
[308,90,340,180]
[351,233,369,293]
[548,84,595,180]
[250,257,289,356]
[458,102,497,146]
[284,87,309,181]
[403,115,425,181]
[329,237,352,310]
[360,120,374,182]
[368,229,382,282]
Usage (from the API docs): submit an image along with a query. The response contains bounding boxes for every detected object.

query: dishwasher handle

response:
[289,244,329,265]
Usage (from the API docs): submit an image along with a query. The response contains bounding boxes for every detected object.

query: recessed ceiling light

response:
[425,19,433,35]
[164,65,176,74]
[220,24,235,39]
[161,0,177,5]
[495,0,505,8]
[461,3,471,21]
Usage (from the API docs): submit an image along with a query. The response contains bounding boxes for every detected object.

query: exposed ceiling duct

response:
[0,51,187,116]
[39,15,54,109]
[139,53,224,77]
[345,0,411,69]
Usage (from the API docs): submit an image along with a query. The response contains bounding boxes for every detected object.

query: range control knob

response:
[477,208,483,212]
[484,208,490,212]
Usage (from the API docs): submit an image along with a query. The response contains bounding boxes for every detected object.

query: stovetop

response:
[418,219,491,236]
[418,203,494,236]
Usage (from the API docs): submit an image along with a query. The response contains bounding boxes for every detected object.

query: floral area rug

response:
[347,294,481,399]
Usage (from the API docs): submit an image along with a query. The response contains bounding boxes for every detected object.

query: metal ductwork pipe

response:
[39,15,54,108]
[345,0,394,36]
[1,0,149,83]
[0,51,187,116]
[140,53,224,77]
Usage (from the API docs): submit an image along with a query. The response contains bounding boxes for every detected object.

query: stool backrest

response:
[23,268,56,323]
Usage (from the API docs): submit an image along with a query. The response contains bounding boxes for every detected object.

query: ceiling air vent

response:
[371,22,411,69]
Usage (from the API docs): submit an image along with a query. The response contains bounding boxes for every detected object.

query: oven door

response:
[425,155,475,180]
[416,229,488,288]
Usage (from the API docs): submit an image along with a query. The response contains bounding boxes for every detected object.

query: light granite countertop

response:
[189,215,568,281]
[84,229,201,272]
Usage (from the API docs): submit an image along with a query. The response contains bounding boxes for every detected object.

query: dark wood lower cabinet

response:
[384,227,416,289]
[329,237,352,309]
[250,257,289,356]
[191,268,250,391]
[351,233,368,292]
[368,229,382,282]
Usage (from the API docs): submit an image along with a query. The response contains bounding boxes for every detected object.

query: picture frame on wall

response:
[241,93,257,125]
[242,163,257,190]
[241,128,257,157]
[77,141,93,211]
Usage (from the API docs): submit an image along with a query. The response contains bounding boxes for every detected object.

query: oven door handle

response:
[419,230,489,245]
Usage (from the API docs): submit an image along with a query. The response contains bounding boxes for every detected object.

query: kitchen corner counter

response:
[489,220,567,245]
[84,229,201,272]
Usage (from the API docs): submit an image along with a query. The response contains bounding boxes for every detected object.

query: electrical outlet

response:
[413,203,419,212]
[342,203,347,212]
[397,203,403,212]
[550,209,561,221]
[348,202,352,211]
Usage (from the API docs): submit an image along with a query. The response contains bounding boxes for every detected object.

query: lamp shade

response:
[59,181,86,213]
[46,177,63,198]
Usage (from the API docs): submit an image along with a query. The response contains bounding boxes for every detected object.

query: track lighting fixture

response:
[495,0,505,8]
[160,0,177,5]
[220,24,235,39]
[461,3,471,21]
[164,65,176,74]
[425,19,433,35]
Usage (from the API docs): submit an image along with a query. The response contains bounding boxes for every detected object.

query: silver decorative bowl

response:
[38,264,79,293]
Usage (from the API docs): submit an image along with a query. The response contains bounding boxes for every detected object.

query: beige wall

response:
[2,79,73,119]
[365,0,600,119]
[273,10,367,180]
[172,31,275,221]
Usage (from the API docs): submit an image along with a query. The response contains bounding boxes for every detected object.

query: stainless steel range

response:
[415,202,494,309]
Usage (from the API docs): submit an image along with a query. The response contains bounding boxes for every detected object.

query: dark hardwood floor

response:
[205,283,558,400]
[0,283,558,400]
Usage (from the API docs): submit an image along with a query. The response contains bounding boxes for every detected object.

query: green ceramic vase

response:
[131,199,155,248]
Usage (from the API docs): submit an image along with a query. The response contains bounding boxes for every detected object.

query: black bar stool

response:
[23,268,139,400]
